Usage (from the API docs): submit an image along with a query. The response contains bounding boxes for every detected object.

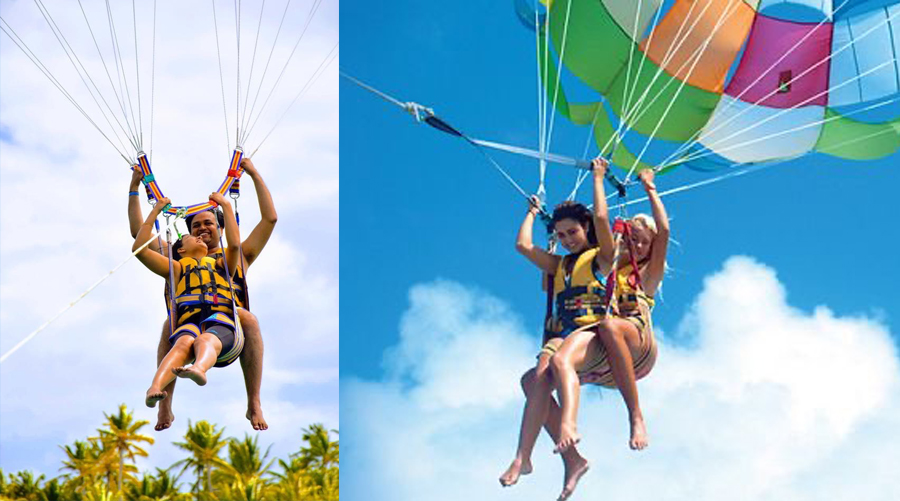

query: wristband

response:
[128,191,139,196]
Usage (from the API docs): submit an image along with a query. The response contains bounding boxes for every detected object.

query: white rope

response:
[626,0,754,181]
[675,95,900,166]
[0,18,132,164]
[242,0,325,143]
[241,0,293,146]
[32,0,139,153]
[132,0,143,151]
[604,0,709,157]
[238,0,268,141]
[676,58,896,165]
[211,0,233,151]
[666,0,857,161]
[249,42,338,156]
[0,217,180,365]
[74,0,141,152]
[665,4,900,165]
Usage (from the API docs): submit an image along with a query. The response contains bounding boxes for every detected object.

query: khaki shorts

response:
[539,298,657,388]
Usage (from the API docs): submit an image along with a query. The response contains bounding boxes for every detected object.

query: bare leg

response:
[595,319,648,450]
[174,333,223,386]
[550,329,599,454]
[237,309,267,430]
[500,356,589,498]
[147,336,194,409]
[155,318,176,431]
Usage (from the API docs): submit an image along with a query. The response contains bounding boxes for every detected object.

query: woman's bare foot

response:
[145,388,167,408]
[629,415,649,450]
[246,406,269,431]
[554,424,581,454]
[558,455,590,501]
[173,365,207,386]
[155,405,174,431]
[499,457,533,487]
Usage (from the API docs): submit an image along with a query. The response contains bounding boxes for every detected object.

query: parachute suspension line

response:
[235,0,243,148]
[610,0,720,156]
[0,19,131,164]
[541,0,575,203]
[241,0,293,147]
[671,93,900,167]
[340,72,592,176]
[624,0,744,183]
[230,177,250,308]
[73,0,142,153]
[131,0,143,151]
[249,42,337,157]
[238,0,268,145]
[104,0,140,147]
[593,0,707,164]
[29,0,139,155]
[241,0,325,147]
[162,211,178,340]
[538,0,551,202]
[534,0,547,202]
[664,0,870,163]
[149,0,157,161]
[677,59,897,165]
[619,0,643,121]
[568,106,605,201]
[0,216,181,365]
[211,0,233,152]
[665,10,900,166]
[609,0,703,151]
[620,0,667,131]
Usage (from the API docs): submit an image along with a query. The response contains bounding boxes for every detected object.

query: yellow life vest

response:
[174,256,237,325]
[551,247,608,329]
[210,248,248,309]
[611,263,655,312]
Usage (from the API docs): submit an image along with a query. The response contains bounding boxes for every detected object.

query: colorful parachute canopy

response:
[520,0,900,171]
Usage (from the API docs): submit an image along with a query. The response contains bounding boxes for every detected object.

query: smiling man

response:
[128,157,277,431]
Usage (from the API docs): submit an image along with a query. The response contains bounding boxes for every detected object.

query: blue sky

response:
[0,0,338,481]
[341,0,899,499]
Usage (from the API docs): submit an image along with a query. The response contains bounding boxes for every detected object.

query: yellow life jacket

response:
[611,263,655,312]
[210,248,248,309]
[174,256,237,325]
[551,247,608,329]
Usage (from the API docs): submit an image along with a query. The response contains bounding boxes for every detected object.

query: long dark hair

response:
[547,201,597,247]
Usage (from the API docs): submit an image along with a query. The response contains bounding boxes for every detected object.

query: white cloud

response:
[342,257,900,501]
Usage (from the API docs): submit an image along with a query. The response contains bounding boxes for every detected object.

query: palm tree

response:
[4,470,45,501]
[122,468,189,501]
[298,425,339,470]
[91,404,154,500]
[212,434,276,501]
[170,420,230,500]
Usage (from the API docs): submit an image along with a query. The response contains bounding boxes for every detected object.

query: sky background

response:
[0,0,338,481]
[341,0,900,499]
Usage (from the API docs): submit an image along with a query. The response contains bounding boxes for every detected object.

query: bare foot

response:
[499,457,533,487]
[145,388,167,408]
[558,455,590,501]
[246,406,269,431]
[629,415,649,450]
[173,365,207,386]
[554,424,581,454]
[155,405,174,432]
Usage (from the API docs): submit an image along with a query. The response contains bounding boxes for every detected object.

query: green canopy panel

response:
[815,108,900,160]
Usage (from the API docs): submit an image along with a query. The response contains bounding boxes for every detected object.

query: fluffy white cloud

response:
[342,257,900,501]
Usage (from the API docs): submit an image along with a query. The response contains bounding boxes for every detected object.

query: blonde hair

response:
[629,213,656,236]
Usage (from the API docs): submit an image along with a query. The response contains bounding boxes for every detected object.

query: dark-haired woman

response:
[500,158,669,501]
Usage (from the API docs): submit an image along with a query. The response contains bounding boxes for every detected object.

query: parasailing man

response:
[127,156,277,431]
